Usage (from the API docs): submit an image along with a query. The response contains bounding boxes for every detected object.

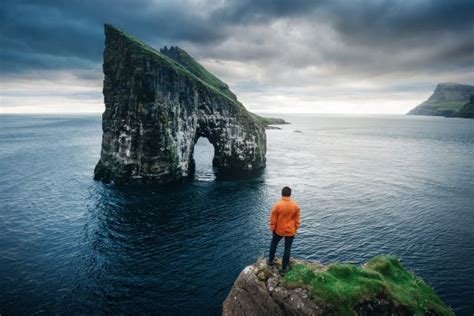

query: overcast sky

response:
[1,0,473,114]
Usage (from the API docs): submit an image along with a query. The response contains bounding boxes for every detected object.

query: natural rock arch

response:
[190,137,215,177]
[94,25,267,185]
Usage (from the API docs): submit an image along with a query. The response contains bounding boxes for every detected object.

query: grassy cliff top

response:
[104,24,240,105]
[160,46,236,100]
[283,255,452,315]
[104,24,288,126]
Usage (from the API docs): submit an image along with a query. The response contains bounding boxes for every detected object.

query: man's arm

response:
[295,206,301,231]
[269,204,279,232]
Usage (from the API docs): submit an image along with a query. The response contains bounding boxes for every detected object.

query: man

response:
[268,186,301,274]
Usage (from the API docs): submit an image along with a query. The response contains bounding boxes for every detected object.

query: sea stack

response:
[94,25,267,185]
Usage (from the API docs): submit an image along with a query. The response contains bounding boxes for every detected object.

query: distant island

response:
[407,82,474,118]
[223,256,453,316]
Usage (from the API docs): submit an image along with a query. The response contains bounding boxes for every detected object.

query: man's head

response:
[282,186,292,197]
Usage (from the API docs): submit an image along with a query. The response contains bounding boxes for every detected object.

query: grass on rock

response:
[282,255,452,316]
[160,46,235,100]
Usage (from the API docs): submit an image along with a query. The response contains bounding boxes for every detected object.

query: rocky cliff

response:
[223,257,452,316]
[457,96,474,118]
[94,25,267,185]
[407,83,474,117]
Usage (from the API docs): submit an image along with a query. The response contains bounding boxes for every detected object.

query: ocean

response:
[0,114,473,315]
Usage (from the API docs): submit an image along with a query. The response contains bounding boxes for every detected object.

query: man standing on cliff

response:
[268,186,301,274]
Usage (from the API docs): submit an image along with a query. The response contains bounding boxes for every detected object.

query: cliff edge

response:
[223,256,452,316]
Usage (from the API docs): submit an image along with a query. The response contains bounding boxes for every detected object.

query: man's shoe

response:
[279,266,290,275]
[267,259,275,267]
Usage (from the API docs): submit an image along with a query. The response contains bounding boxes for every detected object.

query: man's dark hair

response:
[282,186,292,197]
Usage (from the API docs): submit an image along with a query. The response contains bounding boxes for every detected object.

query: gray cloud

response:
[0,0,473,113]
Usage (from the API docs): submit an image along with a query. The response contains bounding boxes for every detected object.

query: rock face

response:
[160,46,237,101]
[407,83,474,117]
[223,259,326,316]
[94,25,267,184]
[223,258,451,316]
[457,96,474,118]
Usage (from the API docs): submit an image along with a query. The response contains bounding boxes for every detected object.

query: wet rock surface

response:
[94,25,267,185]
[223,259,324,316]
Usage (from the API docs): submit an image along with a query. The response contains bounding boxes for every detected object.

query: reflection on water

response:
[79,179,268,314]
[0,114,473,314]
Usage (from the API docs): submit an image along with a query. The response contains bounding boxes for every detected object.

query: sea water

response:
[0,114,473,314]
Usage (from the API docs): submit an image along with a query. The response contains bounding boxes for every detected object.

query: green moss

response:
[283,255,453,316]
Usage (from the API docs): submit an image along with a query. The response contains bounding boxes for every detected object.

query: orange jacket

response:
[269,196,301,236]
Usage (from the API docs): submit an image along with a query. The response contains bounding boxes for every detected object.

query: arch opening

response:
[192,137,216,181]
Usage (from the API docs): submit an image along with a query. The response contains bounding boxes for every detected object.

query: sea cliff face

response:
[407,83,474,117]
[94,25,267,185]
[223,257,452,316]
[457,96,474,118]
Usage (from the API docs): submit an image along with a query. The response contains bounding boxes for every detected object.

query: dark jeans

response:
[268,232,294,269]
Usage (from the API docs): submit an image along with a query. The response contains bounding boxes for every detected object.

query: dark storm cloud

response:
[209,0,474,45]
[1,0,473,74]
[323,0,474,66]
[0,0,225,74]
[1,0,473,113]
[210,0,323,23]
[205,0,474,73]
[328,0,474,41]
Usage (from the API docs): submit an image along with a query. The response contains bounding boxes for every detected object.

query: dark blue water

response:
[1,114,473,315]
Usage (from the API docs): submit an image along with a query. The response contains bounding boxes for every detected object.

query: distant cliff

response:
[407,83,474,117]
[223,256,452,316]
[457,96,474,118]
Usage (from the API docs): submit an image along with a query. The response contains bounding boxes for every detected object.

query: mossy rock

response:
[282,255,453,316]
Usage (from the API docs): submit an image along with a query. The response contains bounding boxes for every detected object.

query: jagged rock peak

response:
[94,24,266,185]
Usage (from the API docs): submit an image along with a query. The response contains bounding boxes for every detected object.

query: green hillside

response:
[160,46,236,100]
[457,96,474,118]
[407,83,474,117]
